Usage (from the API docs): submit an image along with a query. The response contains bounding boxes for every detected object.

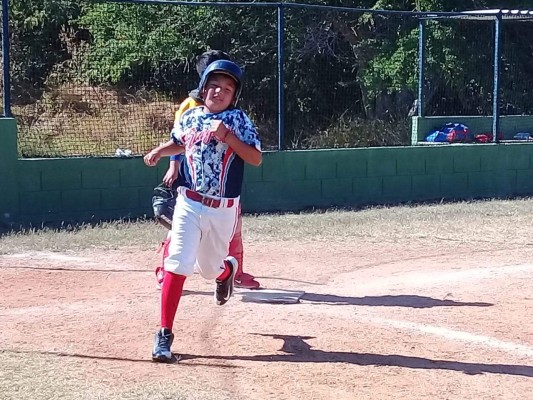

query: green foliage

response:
[7,0,533,155]
[78,3,219,88]
[78,3,280,107]
[360,23,419,98]
[9,0,82,103]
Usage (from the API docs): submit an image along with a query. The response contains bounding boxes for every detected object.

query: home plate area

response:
[236,288,305,304]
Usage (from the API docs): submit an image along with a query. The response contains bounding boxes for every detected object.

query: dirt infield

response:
[1,233,532,400]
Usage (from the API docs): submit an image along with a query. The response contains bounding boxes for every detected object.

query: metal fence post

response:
[417,19,426,117]
[277,3,284,150]
[492,14,502,143]
[1,0,12,117]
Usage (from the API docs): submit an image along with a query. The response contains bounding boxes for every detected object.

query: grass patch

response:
[0,351,238,400]
[0,219,164,254]
[2,198,533,254]
[243,198,533,246]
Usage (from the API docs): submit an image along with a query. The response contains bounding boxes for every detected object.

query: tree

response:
[8,0,81,103]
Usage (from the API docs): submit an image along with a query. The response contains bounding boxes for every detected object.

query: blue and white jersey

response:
[171,106,261,198]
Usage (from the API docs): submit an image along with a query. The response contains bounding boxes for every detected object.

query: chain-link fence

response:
[421,18,495,117]
[1,1,532,157]
[500,20,533,116]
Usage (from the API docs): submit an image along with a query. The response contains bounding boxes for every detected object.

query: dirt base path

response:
[1,241,532,399]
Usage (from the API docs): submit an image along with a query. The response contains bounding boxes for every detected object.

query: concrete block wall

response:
[3,117,533,228]
[14,157,164,225]
[245,145,533,212]
[0,118,19,224]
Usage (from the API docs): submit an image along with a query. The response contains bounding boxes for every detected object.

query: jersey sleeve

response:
[170,126,183,146]
[169,118,184,161]
[171,111,187,146]
[225,109,261,152]
[175,97,198,124]
[171,97,200,148]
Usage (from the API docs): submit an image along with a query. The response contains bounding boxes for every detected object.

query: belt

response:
[182,188,235,208]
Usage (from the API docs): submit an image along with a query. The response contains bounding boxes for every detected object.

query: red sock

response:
[216,261,231,281]
[229,210,244,277]
[161,271,186,330]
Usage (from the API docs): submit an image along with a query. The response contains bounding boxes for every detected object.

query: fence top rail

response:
[424,9,533,20]
[89,0,533,20]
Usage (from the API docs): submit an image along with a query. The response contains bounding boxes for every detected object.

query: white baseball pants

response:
[164,193,239,280]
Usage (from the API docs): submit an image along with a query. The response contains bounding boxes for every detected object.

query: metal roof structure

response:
[424,9,533,20]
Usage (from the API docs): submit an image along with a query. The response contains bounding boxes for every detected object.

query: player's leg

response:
[152,181,178,289]
[164,195,201,276]
[228,205,243,270]
[231,205,260,289]
[154,230,172,290]
[153,271,185,363]
[196,204,239,305]
[152,196,201,363]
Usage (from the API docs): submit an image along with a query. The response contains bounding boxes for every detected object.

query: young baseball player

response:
[144,60,262,363]
[153,50,260,290]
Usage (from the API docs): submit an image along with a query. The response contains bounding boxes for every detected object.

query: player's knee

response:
[163,259,195,277]
[196,265,221,280]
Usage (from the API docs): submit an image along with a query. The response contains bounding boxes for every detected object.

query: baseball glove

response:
[152,182,178,230]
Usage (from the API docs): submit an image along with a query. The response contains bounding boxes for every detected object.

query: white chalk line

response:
[336,263,533,292]
[3,253,532,359]
[365,263,533,358]
[366,315,533,358]
[0,299,124,317]
[312,263,533,359]
[2,252,89,262]
[0,251,136,271]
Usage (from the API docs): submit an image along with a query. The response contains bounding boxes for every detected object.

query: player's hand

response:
[162,166,178,186]
[211,120,230,142]
[144,150,161,167]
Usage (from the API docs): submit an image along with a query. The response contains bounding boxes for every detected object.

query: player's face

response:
[202,74,237,113]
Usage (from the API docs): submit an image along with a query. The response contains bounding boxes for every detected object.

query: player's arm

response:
[162,102,191,184]
[144,139,184,167]
[210,120,262,166]
[162,158,180,186]
[225,133,262,166]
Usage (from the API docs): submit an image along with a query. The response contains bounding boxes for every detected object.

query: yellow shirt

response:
[170,97,202,163]
[175,97,202,124]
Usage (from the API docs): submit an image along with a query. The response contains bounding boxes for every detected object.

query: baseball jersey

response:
[170,96,202,162]
[170,96,202,188]
[171,107,261,198]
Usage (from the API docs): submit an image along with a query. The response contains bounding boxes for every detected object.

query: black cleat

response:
[215,256,238,306]
[152,328,175,363]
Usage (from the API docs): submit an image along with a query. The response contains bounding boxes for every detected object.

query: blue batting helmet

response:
[197,60,243,106]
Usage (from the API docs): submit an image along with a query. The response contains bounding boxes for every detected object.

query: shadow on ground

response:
[184,290,494,308]
[301,293,493,308]
[6,334,531,377]
[185,334,532,377]
[4,349,236,369]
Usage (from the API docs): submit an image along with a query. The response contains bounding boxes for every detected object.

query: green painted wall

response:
[245,145,533,211]
[412,115,533,143]
[14,157,162,225]
[2,117,533,228]
[0,118,19,225]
